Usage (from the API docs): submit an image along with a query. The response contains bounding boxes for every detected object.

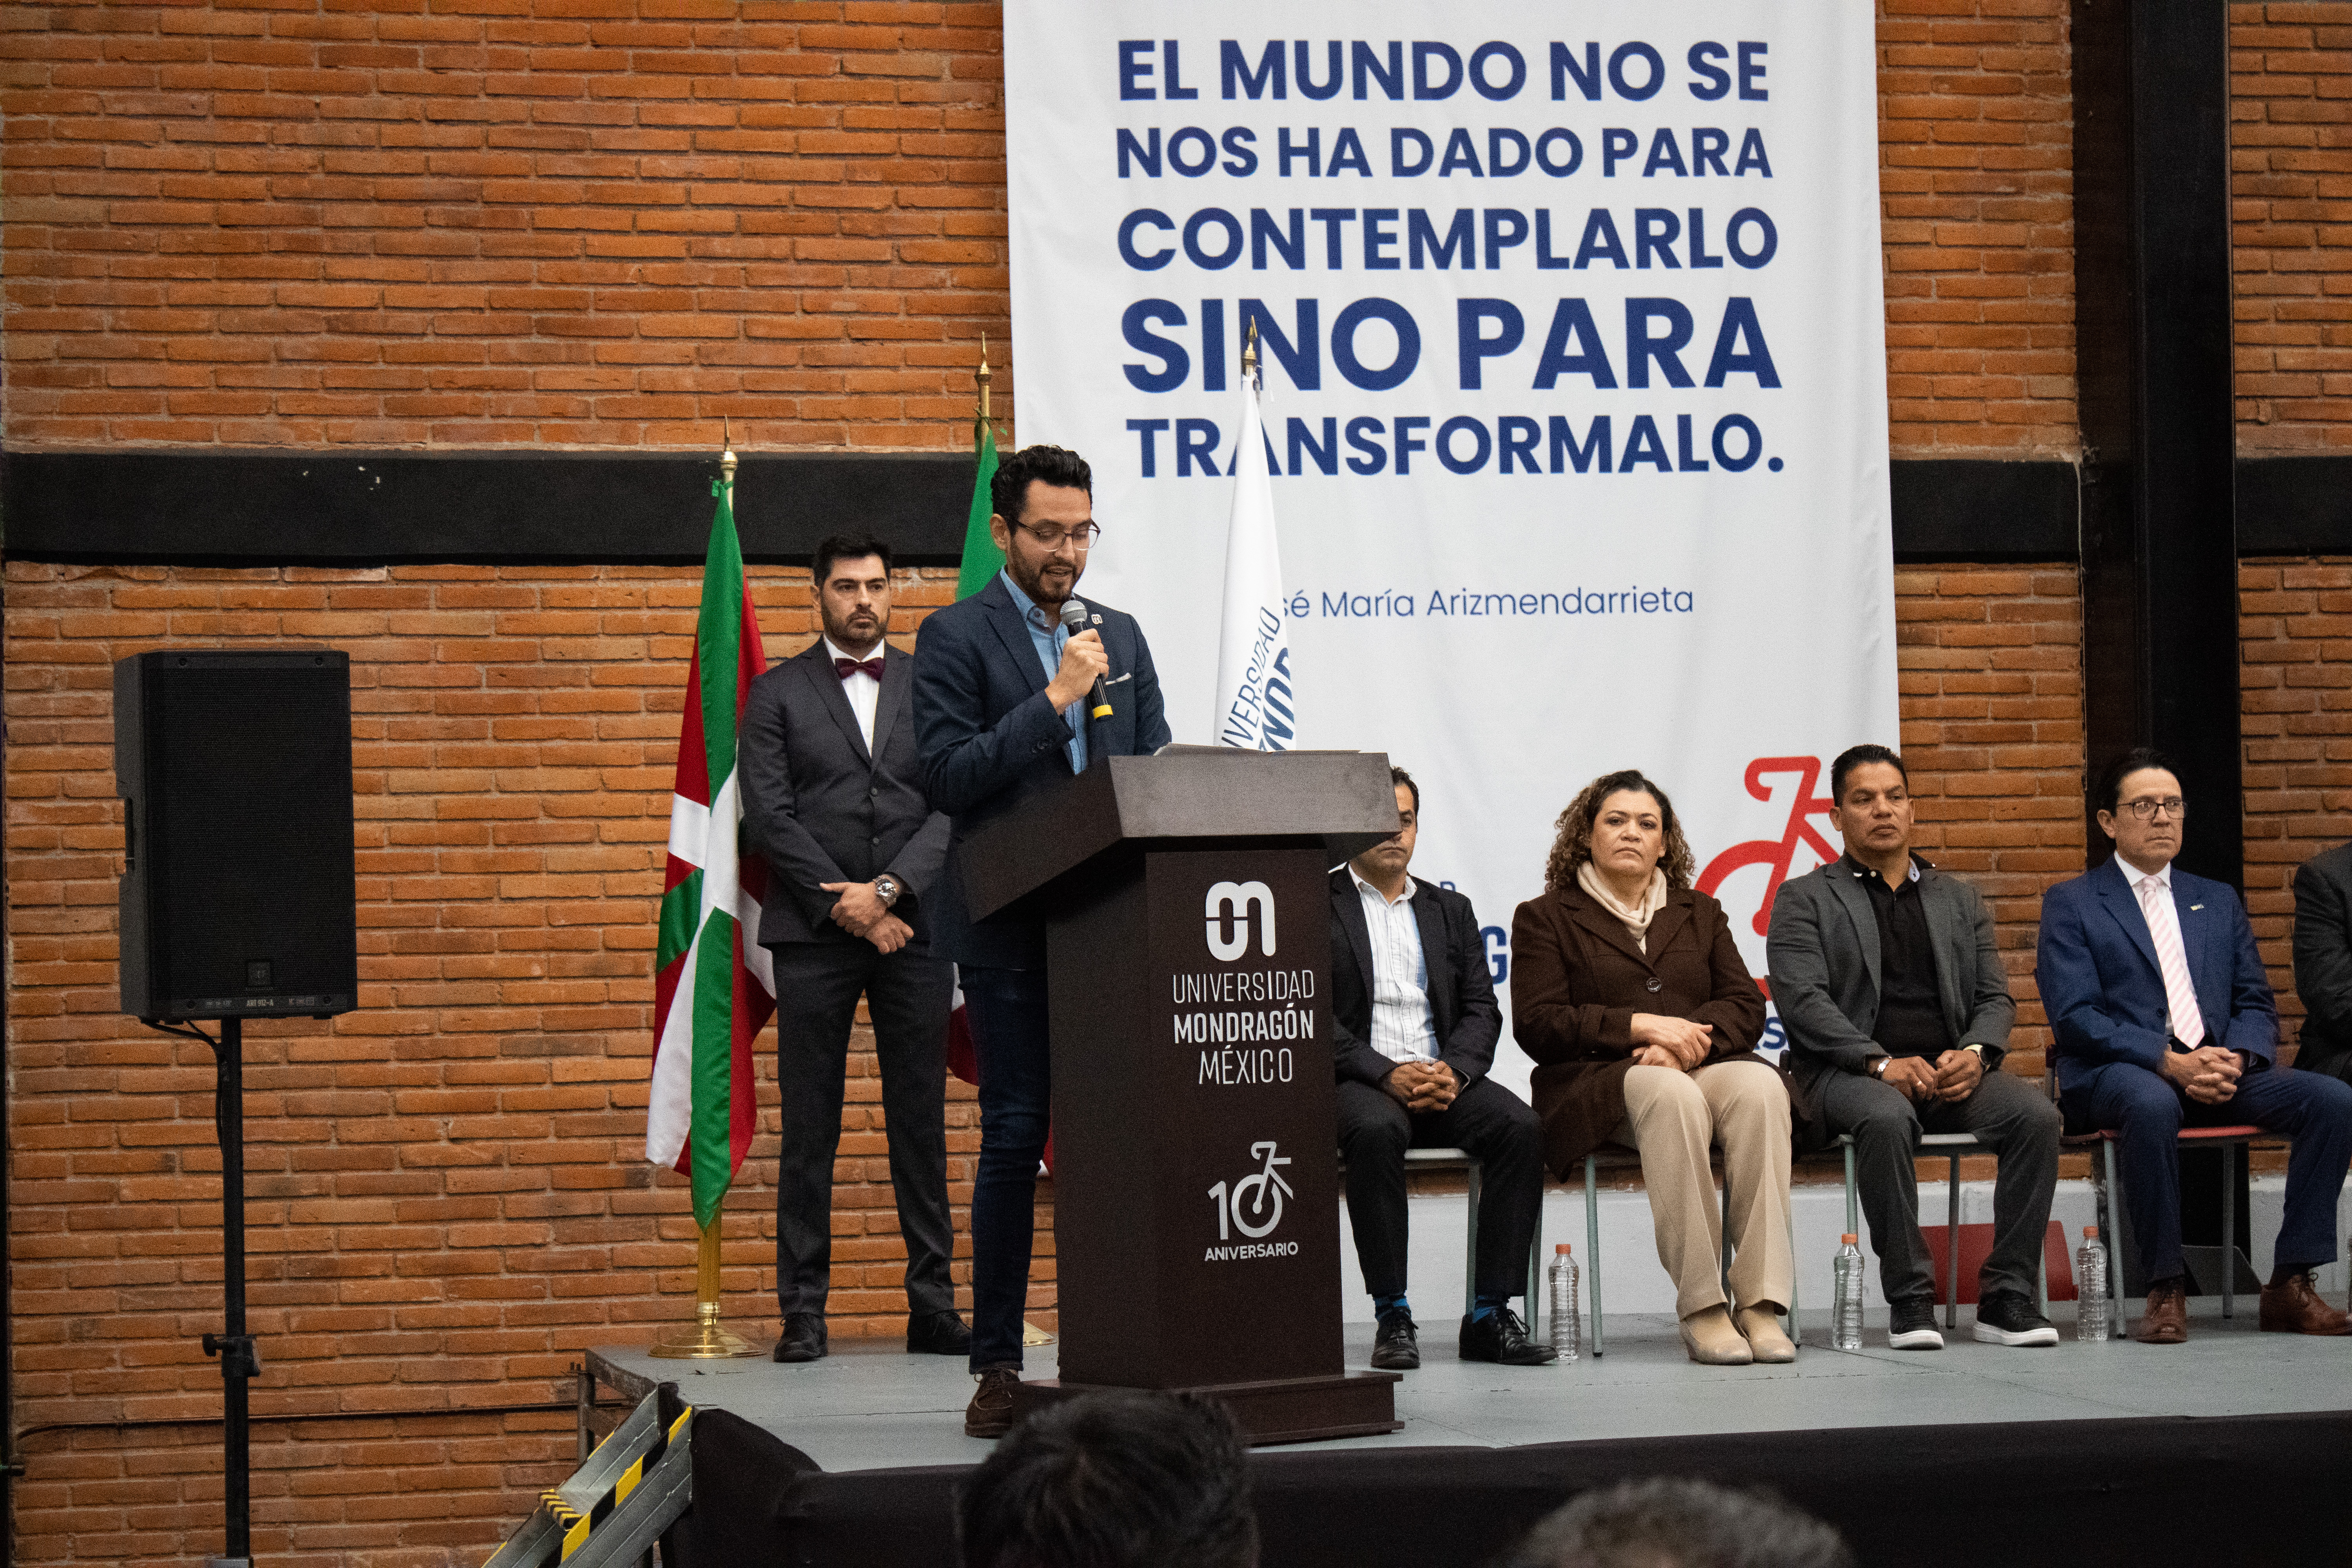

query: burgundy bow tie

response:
[833,656,885,682]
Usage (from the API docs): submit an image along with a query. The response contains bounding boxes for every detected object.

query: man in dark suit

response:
[740,533,968,1365]
[1768,744,2059,1351]
[1332,766,1551,1370]
[2037,746,2352,1341]
[912,445,1171,1436]
[2290,838,2352,1086]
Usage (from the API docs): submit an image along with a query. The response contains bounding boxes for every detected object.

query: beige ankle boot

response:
[1678,1303,1754,1365]
[1735,1303,1795,1363]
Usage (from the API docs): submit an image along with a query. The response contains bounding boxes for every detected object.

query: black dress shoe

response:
[773,1312,827,1363]
[1459,1307,1557,1366]
[1370,1310,1420,1370]
[907,1309,973,1356]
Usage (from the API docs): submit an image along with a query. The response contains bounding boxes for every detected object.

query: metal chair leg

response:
[2104,1140,2125,1337]
[1585,1154,1603,1357]
[1946,1152,1962,1331]
[2220,1141,2234,1320]
[1465,1161,1482,1314]
[1528,1214,1543,1316]
[1786,1189,1800,1348]
[1719,1171,1733,1297]
[1843,1139,1858,1234]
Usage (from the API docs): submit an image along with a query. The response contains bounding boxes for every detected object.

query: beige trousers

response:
[1612,1060,1794,1319]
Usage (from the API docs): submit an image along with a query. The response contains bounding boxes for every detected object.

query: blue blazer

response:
[911,573,1171,968]
[2035,855,2278,1098]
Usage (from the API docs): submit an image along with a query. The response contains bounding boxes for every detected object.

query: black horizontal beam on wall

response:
[0,449,976,568]
[1,448,2346,568]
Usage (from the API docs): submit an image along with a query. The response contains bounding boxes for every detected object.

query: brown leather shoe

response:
[2134,1280,2188,1344]
[964,1367,1022,1439]
[2259,1272,2352,1336]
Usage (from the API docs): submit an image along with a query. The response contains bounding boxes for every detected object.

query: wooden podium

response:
[958,748,1406,1443]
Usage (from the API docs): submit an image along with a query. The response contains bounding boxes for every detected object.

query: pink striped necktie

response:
[2135,875,2205,1048]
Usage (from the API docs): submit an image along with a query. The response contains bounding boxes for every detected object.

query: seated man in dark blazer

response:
[739,533,966,1365]
[2038,746,2352,1342]
[2290,838,2352,1087]
[1332,766,1552,1369]
[913,444,1172,1437]
[1768,744,2059,1351]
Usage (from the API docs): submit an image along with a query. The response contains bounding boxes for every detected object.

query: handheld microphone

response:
[1058,599,1114,721]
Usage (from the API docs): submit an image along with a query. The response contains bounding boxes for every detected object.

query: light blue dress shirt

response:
[998,567,1087,773]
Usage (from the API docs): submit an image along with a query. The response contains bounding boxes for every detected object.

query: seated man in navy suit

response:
[1331,766,1551,1370]
[912,444,1172,1437]
[2036,747,2352,1342]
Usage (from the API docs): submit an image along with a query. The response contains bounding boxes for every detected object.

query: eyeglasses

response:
[2119,797,2187,822]
[1014,521,1100,552]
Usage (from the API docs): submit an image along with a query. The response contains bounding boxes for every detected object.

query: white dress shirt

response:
[1350,866,1439,1065]
[823,636,882,753]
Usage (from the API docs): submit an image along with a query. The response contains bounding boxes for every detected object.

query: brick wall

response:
[2241,557,2352,1040]
[0,2,1014,451]
[1877,0,2079,459]
[2231,3,2352,453]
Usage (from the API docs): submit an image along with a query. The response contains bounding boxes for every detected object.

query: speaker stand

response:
[202,1016,257,1568]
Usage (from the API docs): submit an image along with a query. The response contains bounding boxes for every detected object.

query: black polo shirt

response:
[1843,852,1953,1059]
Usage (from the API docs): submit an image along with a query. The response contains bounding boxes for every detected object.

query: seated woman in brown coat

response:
[1509,770,1795,1365]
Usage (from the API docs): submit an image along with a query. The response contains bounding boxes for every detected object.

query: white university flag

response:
[1212,365,1296,750]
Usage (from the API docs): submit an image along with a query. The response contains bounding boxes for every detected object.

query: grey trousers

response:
[1816,1068,2061,1304]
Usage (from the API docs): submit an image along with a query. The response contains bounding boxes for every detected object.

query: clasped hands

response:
[821,880,911,954]
[2160,1042,2245,1105]
[1380,1059,1461,1113]
[1628,1013,1713,1071]
[1875,1049,1984,1104]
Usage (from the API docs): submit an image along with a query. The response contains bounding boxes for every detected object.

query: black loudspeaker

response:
[114,650,358,1022]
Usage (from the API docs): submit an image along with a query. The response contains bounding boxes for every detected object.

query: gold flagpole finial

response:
[720,416,737,485]
[1242,318,1260,388]
[977,333,993,425]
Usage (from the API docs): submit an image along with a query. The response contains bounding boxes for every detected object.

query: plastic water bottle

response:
[2076,1226,2111,1343]
[1548,1243,1581,1362]
[1832,1233,1866,1351]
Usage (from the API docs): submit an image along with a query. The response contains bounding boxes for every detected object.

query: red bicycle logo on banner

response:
[1696,756,1839,942]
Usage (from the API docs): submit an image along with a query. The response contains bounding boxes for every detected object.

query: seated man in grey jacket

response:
[1766,744,2060,1350]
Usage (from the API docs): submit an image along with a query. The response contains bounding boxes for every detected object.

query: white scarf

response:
[1577,860,1669,953]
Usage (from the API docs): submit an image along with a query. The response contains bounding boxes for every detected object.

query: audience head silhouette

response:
[1497,1478,1850,1568]
[957,1391,1259,1568]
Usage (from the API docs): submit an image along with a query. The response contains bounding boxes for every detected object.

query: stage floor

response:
[591,1297,2350,1472]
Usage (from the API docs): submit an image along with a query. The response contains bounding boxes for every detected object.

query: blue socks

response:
[1470,1293,1510,1323]
[1374,1293,1410,1322]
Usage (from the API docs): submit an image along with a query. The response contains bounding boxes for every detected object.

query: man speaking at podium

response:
[913,444,1172,1437]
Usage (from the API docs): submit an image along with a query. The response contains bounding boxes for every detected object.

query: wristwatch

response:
[1869,1057,1890,1078]
[873,874,902,909]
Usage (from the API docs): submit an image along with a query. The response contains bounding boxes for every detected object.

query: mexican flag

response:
[946,410,995,1089]
[647,465,776,1227]
[954,409,1004,600]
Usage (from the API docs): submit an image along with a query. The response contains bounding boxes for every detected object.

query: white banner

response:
[1006,4,1897,1096]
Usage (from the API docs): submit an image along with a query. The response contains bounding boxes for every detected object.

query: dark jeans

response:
[1333,1075,1546,1305]
[961,964,1052,1372]
[768,940,956,1320]
[1818,1068,2061,1304]
[2063,1062,2352,1280]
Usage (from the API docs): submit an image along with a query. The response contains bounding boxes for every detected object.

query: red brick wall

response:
[2241,557,2352,1041]
[0,2,1013,450]
[1878,0,2079,459]
[2231,3,2352,453]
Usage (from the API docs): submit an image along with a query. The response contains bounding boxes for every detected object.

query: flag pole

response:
[651,417,764,1361]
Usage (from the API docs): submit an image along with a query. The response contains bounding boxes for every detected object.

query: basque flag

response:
[647,463,776,1227]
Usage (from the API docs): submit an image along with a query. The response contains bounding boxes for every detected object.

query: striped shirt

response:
[1351,867,1438,1065]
